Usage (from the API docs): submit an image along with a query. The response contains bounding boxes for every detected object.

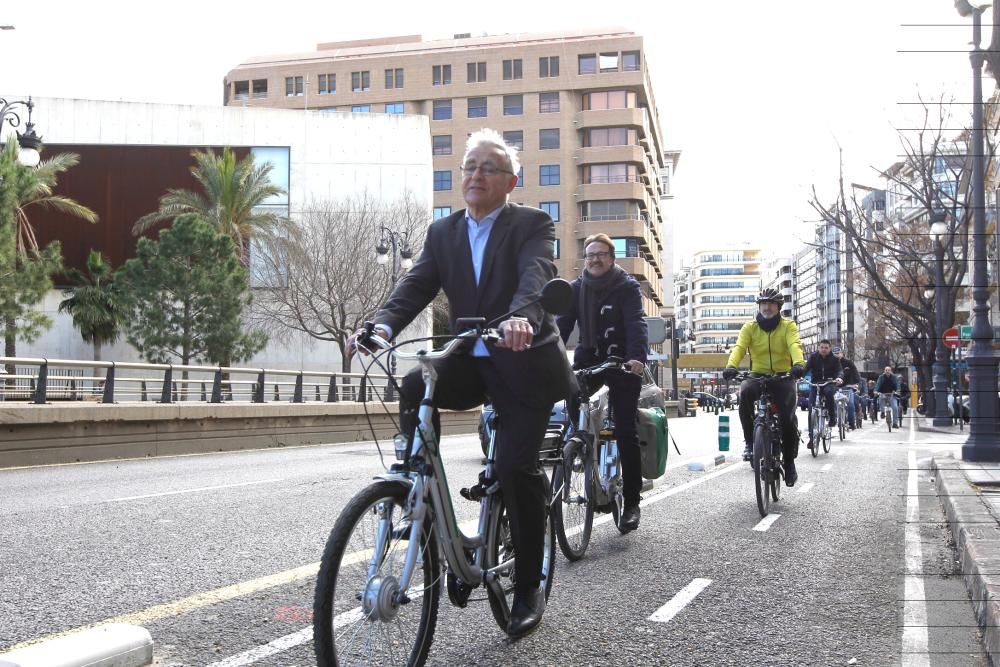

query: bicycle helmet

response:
[756,287,784,306]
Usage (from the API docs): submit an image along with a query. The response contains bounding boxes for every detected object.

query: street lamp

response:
[374,226,413,401]
[927,210,953,426]
[0,97,43,168]
[955,1,1000,459]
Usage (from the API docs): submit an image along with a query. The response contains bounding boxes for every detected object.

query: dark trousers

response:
[809,384,839,425]
[398,354,551,594]
[738,376,799,461]
[585,370,642,506]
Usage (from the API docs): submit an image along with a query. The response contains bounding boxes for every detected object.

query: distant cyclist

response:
[874,366,901,428]
[832,346,861,429]
[722,288,805,487]
[803,340,844,446]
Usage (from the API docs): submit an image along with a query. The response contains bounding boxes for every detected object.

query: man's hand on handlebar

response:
[348,325,390,357]
[722,366,739,381]
[624,360,644,375]
[496,317,534,352]
[791,364,805,379]
[835,378,843,385]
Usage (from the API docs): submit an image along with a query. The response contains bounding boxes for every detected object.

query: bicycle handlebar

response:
[733,371,791,382]
[809,380,839,388]
[358,323,502,362]
[574,356,626,378]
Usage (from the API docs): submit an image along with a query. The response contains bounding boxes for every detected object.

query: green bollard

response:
[718,415,730,451]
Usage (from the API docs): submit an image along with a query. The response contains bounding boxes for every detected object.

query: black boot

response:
[783,459,798,487]
[742,442,753,462]
[620,504,641,532]
[507,585,546,638]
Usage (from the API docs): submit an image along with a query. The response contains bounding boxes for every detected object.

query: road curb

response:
[0,623,153,667]
[930,457,1000,664]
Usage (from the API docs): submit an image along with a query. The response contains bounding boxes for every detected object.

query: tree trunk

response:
[4,318,15,386]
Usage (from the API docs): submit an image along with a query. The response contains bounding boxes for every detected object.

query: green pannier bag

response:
[636,406,669,479]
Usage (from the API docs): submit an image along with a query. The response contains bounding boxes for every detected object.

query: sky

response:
[0,0,983,265]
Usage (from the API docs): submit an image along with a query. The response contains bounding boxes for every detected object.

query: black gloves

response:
[791,365,806,379]
[722,366,738,381]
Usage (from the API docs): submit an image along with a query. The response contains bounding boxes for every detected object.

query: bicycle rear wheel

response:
[485,492,556,632]
[314,480,439,667]
[551,439,594,561]
[886,405,893,432]
[752,422,770,517]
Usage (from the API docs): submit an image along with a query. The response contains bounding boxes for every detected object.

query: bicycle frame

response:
[366,330,508,603]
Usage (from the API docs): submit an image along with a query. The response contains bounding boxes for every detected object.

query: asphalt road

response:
[0,410,988,666]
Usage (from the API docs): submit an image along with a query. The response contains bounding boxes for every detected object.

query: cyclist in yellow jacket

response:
[722,288,806,486]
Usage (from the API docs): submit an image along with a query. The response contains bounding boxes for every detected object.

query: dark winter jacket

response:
[874,372,900,394]
[557,272,648,368]
[839,357,862,387]
[804,351,844,383]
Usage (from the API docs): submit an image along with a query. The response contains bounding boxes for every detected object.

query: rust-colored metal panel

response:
[30,144,251,283]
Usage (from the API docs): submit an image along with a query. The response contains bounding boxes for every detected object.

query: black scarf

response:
[579,264,628,349]
[756,311,780,332]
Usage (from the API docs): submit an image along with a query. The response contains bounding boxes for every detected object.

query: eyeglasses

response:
[460,162,514,177]
[583,251,612,260]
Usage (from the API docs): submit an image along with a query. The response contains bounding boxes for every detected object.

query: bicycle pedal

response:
[446,569,473,608]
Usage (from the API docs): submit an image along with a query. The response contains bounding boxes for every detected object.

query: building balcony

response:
[617,256,665,305]
[575,107,646,134]
[574,144,646,166]
[575,179,650,209]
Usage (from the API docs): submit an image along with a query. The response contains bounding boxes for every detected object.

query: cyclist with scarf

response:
[557,233,648,532]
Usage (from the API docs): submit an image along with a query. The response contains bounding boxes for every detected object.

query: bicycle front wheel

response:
[886,406,893,432]
[485,492,556,632]
[769,434,782,502]
[752,422,770,517]
[838,409,846,441]
[551,439,594,561]
[314,480,440,667]
[809,410,820,458]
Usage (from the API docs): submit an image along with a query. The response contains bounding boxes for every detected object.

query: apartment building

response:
[793,245,818,349]
[761,255,795,319]
[688,247,761,353]
[672,264,693,353]
[223,29,671,317]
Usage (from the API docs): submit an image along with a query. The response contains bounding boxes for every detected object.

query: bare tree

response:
[807,98,991,406]
[250,191,429,374]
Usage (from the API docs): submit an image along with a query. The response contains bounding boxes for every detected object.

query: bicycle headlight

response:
[393,433,409,461]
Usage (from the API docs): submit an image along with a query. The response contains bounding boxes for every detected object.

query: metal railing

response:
[0,357,401,405]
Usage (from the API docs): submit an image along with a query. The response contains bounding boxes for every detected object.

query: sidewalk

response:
[919,419,1000,663]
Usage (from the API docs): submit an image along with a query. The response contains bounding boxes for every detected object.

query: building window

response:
[581,200,640,220]
[582,90,634,110]
[432,64,452,86]
[583,164,638,184]
[503,59,523,80]
[468,96,487,118]
[503,94,523,116]
[583,127,634,146]
[433,206,452,219]
[385,68,404,89]
[467,61,487,83]
[252,79,268,98]
[540,201,560,222]
[384,102,404,114]
[599,52,620,72]
[432,135,452,155]
[622,50,641,72]
[539,129,560,150]
[539,56,559,78]
[553,239,560,259]
[578,54,597,75]
[539,92,559,113]
[317,74,336,95]
[351,71,370,92]
[432,99,452,120]
[433,170,452,191]
[503,130,524,151]
[285,76,303,96]
[540,165,560,186]
[516,166,524,188]
[234,80,249,100]
[351,104,371,112]
[611,237,640,258]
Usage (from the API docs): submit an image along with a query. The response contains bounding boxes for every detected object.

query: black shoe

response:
[783,460,798,487]
[620,504,641,532]
[742,443,753,462]
[507,586,546,638]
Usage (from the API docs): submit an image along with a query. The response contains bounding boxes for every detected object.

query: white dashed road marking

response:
[820,463,833,472]
[752,513,781,532]
[901,448,929,666]
[648,578,713,623]
[797,482,815,494]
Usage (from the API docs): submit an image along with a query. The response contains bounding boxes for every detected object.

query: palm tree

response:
[58,250,127,363]
[1,139,98,368]
[132,147,288,264]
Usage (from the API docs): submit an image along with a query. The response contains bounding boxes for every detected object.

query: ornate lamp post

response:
[0,97,42,167]
[955,1,1000,459]
[924,210,953,426]
[375,227,413,401]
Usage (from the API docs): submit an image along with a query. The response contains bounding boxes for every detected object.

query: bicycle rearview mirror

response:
[539,278,573,315]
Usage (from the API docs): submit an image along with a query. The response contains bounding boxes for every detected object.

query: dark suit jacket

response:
[374,203,574,407]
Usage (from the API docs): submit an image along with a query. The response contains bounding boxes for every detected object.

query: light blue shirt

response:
[466,206,504,356]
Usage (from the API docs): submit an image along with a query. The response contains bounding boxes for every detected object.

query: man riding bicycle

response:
[556,232,648,533]
[722,288,805,486]
[874,366,901,428]
[832,346,861,429]
[803,340,844,446]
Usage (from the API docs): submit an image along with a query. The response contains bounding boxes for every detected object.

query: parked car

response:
[689,392,724,409]
[916,393,970,423]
